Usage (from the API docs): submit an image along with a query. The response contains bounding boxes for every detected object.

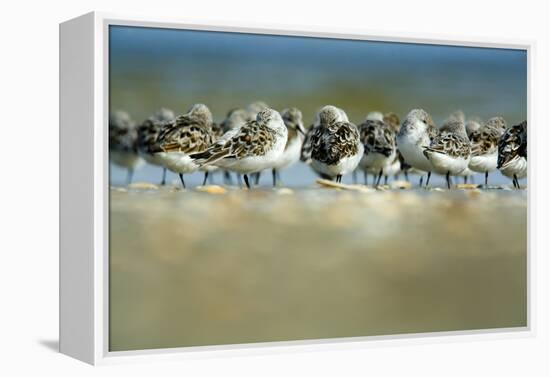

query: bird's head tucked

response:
[401,108,434,134]
[317,105,345,128]
[187,103,213,126]
[484,116,507,133]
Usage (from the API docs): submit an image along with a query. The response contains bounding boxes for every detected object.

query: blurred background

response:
[109,25,527,187]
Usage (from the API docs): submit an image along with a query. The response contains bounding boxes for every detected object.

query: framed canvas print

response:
[59,12,533,365]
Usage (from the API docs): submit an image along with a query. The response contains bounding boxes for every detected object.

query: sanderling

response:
[383,112,406,183]
[190,108,288,189]
[358,119,397,187]
[423,120,471,189]
[152,104,216,188]
[309,106,363,183]
[219,108,250,185]
[396,109,438,186]
[137,108,176,185]
[301,106,349,165]
[109,110,144,184]
[468,116,507,186]
[269,107,306,186]
[498,120,527,189]
[440,117,473,184]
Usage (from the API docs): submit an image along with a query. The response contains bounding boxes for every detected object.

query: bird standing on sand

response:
[190,108,288,189]
[468,116,507,187]
[137,108,176,185]
[152,104,216,188]
[358,119,397,187]
[301,106,349,165]
[498,120,527,189]
[397,109,438,187]
[270,107,306,186]
[309,106,363,183]
[109,110,144,185]
[423,120,471,189]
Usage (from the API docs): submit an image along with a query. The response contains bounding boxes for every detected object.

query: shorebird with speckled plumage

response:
[396,109,438,187]
[191,108,288,189]
[309,106,363,183]
[468,116,507,187]
[358,118,397,187]
[137,108,176,185]
[151,104,216,188]
[109,110,144,185]
[301,106,348,166]
[423,120,471,189]
[269,107,306,186]
[498,120,527,189]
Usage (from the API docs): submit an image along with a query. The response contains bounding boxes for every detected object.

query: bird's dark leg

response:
[223,170,233,185]
[254,172,261,185]
[419,176,424,187]
[513,174,519,189]
[352,170,357,184]
[363,171,368,185]
[336,174,342,183]
[127,169,134,186]
[376,169,383,187]
[202,171,209,186]
[446,171,451,189]
[178,173,186,189]
[404,171,409,182]
[160,168,167,186]
[243,174,250,189]
[484,171,488,187]
[463,175,467,184]
[425,171,432,187]
[272,169,277,187]
[384,175,388,186]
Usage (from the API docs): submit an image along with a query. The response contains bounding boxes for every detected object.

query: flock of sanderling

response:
[109,102,527,190]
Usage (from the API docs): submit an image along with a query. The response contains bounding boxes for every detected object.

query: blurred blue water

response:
[109,25,527,187]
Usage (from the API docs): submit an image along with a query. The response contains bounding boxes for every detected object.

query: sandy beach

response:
[109,184,527,351]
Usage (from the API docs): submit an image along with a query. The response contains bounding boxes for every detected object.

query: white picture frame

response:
[59,11,535,365]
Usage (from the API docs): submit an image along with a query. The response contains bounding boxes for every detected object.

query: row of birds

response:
[109,101,527,190]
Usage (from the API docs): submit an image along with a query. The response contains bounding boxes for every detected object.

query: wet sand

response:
[109,184,527,351]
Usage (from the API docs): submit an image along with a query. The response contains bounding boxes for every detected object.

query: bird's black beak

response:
[296,125,306,135]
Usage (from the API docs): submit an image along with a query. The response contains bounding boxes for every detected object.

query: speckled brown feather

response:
[109,112,138,153]
[311,121,360,165]
[470,117,507,156]
[191,119,281,165]
[498,121,527,168]
[359,119,396,157]
[300,125,316,163]
[424,124,471,159]
[154,110,215,154]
